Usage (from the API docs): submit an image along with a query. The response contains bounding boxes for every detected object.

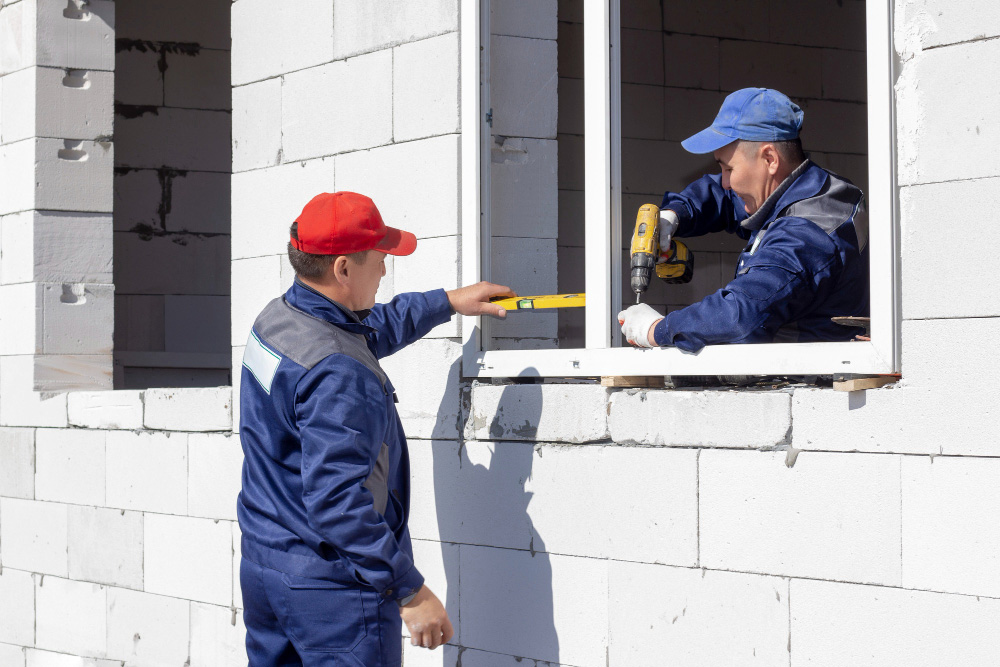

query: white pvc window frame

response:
[460,0,899,378]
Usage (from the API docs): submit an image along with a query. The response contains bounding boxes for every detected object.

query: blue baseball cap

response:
[681,88,804,154]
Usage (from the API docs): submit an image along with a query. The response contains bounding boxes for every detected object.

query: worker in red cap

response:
[237,192,513,665]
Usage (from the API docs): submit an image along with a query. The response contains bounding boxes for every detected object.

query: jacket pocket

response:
[278,573,368,653]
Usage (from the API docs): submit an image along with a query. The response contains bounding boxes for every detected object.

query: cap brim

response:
[680,127,738,155]
[374,226,417,256]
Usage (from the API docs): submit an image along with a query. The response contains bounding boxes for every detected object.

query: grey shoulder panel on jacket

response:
[782,172,868,250]
[252,297,387,385]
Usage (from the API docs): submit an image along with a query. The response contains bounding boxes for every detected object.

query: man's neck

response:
[297,275,357,311]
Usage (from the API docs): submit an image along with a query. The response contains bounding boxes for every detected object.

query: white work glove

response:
[657,209,680,262]
[617,303,663,348]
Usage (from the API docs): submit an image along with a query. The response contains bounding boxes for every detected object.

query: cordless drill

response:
[629,204,694,303]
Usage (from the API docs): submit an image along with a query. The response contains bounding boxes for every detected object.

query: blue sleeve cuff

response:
[653,315,671,347]
[384,564,424,603]
[425,288,455,324]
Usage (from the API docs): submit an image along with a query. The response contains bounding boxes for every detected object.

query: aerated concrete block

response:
[798,99,868,155]
[35,0,114,71]
[662,0,768,41]
[106,588,190,665]
[166,171,231,234]
[117,0,230,50]
[114,46,162,106]
[901,178,1000,318]
[0,644,24,667]
[609,389,790,447]
[662,33,719,90]
[0,139,35,215]
[489,35,557,139]
[897,38,1000,185]
[902,456,1000,598]
[335,135,460,239]
[609,565,789,666]
[35,66,114,140]
[0,498,68,576]
[35,138,114,212]
[406,440,463,543]
[379,339,462,439]
[40,282,113,355]
[34,354,112,392]
[532,444,698,564]
[621,28,664,86]
[0,283,39,354]
[331,0,458,59]
[282,50,392,161]
[164,295,230,353]
[67,505,143,590]
[230,158,335,259]
[621,83,665,141]
[34,428,105,505]
[822,47,867,101]
[188,433,242,520]
[906,0,1000,49]
[768,0,866,51]
[791,579,1000,666]
[460,546,608,666]
[144,513,232,605]
[392,235,460,293]
[114,108,230,172]
[0,355,69,427]
[114,232,230,296]
[34,577,107,657]
[392,33,460,142]
[0,0,37,76]
[719,41,822,100]
[700,450,901,585]
[0,427,34,498]
[144,387,232,432]
[489,137,558,238]
[67,390,143,429]
[231,0,332,85]
[165,48,231,110]
[190,603,248,667]
[232,78,282,172]
[31,212,113,284]
[0,66,33,141]
[467,383,609,443]
[232,521,242,608]
[105,430,188,514]
[0,569,35,646]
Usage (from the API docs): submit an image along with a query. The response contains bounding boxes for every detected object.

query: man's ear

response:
[330,255,351,286]
[761,143,781,175]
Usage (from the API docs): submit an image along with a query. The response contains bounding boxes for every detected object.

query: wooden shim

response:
[833,375,898,392]
[601,376,665,388]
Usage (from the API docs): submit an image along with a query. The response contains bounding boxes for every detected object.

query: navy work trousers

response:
[241,559,403,666]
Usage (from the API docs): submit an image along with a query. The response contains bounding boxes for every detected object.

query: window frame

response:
[460,0,899,378]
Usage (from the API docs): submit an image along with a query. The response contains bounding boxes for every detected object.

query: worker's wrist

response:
[397,591,418,607]
[652,316,669,346]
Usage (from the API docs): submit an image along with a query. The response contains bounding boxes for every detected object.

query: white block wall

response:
[3,1,1000,666]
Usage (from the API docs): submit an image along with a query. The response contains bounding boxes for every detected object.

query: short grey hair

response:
[287,222,370,279]
[739,138,806,166]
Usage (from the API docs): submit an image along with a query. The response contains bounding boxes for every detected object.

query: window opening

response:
[112,0,232,389]
[463,0,896,378]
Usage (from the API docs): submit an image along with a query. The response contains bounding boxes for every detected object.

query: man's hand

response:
[656,209,680,263]
[446,281,515,319]
[618,303,663,347]
[400,585,454,650]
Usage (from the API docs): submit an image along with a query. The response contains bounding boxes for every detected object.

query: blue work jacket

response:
[237,279,453,604]
[654,160,869,352]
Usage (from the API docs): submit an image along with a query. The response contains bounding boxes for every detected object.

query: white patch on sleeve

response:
[243,330,281,394]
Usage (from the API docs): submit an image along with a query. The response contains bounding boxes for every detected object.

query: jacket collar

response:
[285,278,375,335]
[740,159,825,232]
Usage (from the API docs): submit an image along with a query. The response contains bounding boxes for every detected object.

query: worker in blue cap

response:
[618,87,869,351]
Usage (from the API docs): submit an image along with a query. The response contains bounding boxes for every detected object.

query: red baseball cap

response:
[291,192,417,256]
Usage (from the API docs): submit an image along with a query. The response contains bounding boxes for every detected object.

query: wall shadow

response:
[431,365,559,664]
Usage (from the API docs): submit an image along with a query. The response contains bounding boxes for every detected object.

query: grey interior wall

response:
[557,0,868,347]
[112,0,232,389]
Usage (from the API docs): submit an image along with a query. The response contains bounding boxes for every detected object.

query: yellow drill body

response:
[629,204,694,302]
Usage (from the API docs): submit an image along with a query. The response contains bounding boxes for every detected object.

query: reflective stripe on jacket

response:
[237,279,453,604]
[654,160,870,352]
